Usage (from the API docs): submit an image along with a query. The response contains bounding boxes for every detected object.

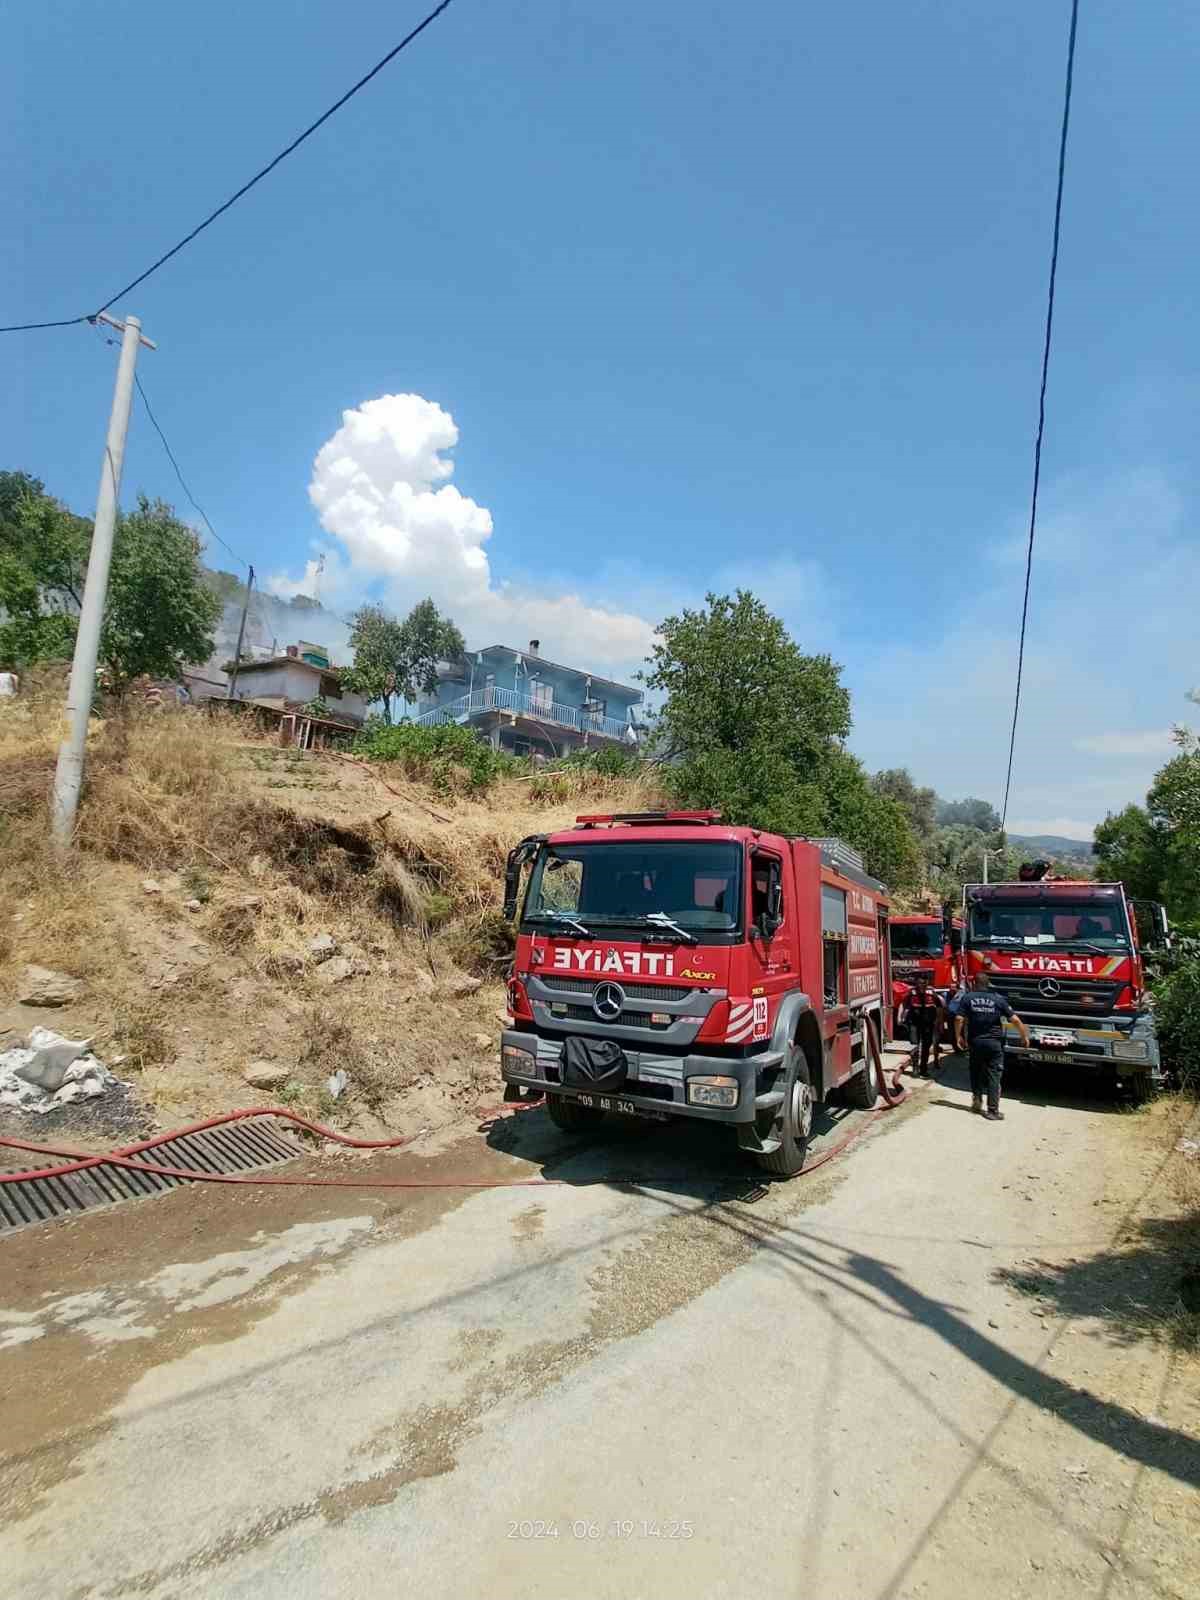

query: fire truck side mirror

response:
[504,835,546,921]
[759,868,784,938]
[503,855,520,921]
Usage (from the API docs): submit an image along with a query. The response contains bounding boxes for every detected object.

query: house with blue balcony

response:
[414,639,643,757]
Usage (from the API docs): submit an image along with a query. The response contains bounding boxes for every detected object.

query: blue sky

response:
[5,0,1197,837]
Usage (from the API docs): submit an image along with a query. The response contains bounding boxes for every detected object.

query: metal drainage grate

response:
[0,1118,305,1234]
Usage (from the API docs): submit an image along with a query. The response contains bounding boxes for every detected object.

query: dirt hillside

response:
[0,691,661,1146]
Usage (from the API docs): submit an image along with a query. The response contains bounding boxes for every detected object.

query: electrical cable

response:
[0,0,454,334]
[999,0,1080,832]
[133,372,250,573]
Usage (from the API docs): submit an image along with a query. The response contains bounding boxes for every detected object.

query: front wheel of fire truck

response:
[544,1093,608,1135]
[1122,1070,1156,1107]
[753,1048,814,1178]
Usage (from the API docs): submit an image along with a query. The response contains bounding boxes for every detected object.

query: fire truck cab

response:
[500,811,898,1176]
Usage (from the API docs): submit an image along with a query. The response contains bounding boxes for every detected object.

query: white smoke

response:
[269,394,655,679]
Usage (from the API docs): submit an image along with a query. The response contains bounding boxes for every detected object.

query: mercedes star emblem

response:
[592,982,625,1021]
[1038,977,1061,998]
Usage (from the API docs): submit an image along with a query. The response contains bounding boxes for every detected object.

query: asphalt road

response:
[3,1059,1197,1599]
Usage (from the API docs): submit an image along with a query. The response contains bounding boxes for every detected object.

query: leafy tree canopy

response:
[936,795,1001,832]
[871,767,937,842]
[341,598,464,724]
[1096,728,1200,931]
[101,497,222,690]
[643,590,921,888]
[0,473,220,689]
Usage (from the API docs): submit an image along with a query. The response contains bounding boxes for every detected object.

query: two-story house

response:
[415,640,642,757]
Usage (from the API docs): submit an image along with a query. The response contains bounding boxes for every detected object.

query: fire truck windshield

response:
[968,899,1130,949]
[523,841,743,937]
[890,922,945,958]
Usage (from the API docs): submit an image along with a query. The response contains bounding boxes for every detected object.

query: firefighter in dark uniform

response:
[953,962,1031,1120]
[901,973,944,1077]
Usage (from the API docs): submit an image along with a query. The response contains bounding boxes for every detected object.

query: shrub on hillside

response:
[558,746,643,778]
[1149,937,1200,1093]
[353,721,522,794]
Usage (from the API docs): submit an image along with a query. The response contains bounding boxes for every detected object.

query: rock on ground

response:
[242,1061,291,1091]
[18,965,83,1007]
[313,955,357,986]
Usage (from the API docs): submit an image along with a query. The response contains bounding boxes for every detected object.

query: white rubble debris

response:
[0,1027,121,1115]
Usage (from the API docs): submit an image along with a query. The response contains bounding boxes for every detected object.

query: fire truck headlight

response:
[1112,1041,1149,1061]
[687,1075,739,1107]
[502,1044,535,1074]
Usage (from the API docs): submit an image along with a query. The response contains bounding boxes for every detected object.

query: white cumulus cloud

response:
[270,394,655,681]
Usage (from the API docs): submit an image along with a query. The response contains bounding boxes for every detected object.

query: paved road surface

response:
[3,1060,1197,1598]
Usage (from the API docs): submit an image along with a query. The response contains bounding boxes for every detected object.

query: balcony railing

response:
[415,686,634,744]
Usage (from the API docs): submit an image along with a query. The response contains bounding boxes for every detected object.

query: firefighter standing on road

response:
[902,973,944,1077]
[953,962,1030,1120]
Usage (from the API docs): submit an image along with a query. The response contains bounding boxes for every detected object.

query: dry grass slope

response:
[0,688,663,1137]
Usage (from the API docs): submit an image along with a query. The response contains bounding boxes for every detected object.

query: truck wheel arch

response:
[769,992,825,1097]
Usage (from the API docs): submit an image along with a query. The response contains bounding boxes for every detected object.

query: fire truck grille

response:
[989,976,1122,1015]
[550,1003,679,1027]
[536,976,691,1003]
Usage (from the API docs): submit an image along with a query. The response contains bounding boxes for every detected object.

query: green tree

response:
[341,604,407,723]
[1092,731,1200,930]
[827,753,922,889]
[871,767,937,842]
[100,497,222,691]
[644,590,850,769]
[1,477,219,686]
[341,598,464,722]
[201,567,247,608]
[927,823,1015,905]
[1147,730,1200,928]
[0,473,88,667]
[936,795,1001,832]
[643,590,921,886]
[1092,804,1163,901]
[395,598,464,705]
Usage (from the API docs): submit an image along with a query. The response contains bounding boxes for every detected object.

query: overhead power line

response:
[1000,0,1080,833]
[0,0,454,334]
[134,372,250,574]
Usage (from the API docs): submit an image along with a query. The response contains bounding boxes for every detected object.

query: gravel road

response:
[2,1059,1197,1599]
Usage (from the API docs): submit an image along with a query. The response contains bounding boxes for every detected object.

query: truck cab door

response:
[746,851,796,1030]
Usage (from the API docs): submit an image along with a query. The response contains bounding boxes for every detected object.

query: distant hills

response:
[1008,832,1094,863]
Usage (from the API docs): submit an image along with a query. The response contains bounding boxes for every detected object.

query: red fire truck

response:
[962,867,1168,1099]
[500,812,899,1176]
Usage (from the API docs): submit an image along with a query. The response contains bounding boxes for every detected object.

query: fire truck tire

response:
[753,1049,814,1178]
[842,1054,877,1111]
[1123,1071,1155,1106]
[545,1093,607,1135]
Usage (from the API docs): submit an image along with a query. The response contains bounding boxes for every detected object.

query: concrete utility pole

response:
[50,312,156,846]
[226,566,255,699]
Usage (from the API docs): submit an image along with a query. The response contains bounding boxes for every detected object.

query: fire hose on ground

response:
[0,1026,910,1192]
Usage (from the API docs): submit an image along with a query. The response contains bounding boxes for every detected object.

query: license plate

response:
[574,1092,670,1122]
[1027,1050,1076,1063]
